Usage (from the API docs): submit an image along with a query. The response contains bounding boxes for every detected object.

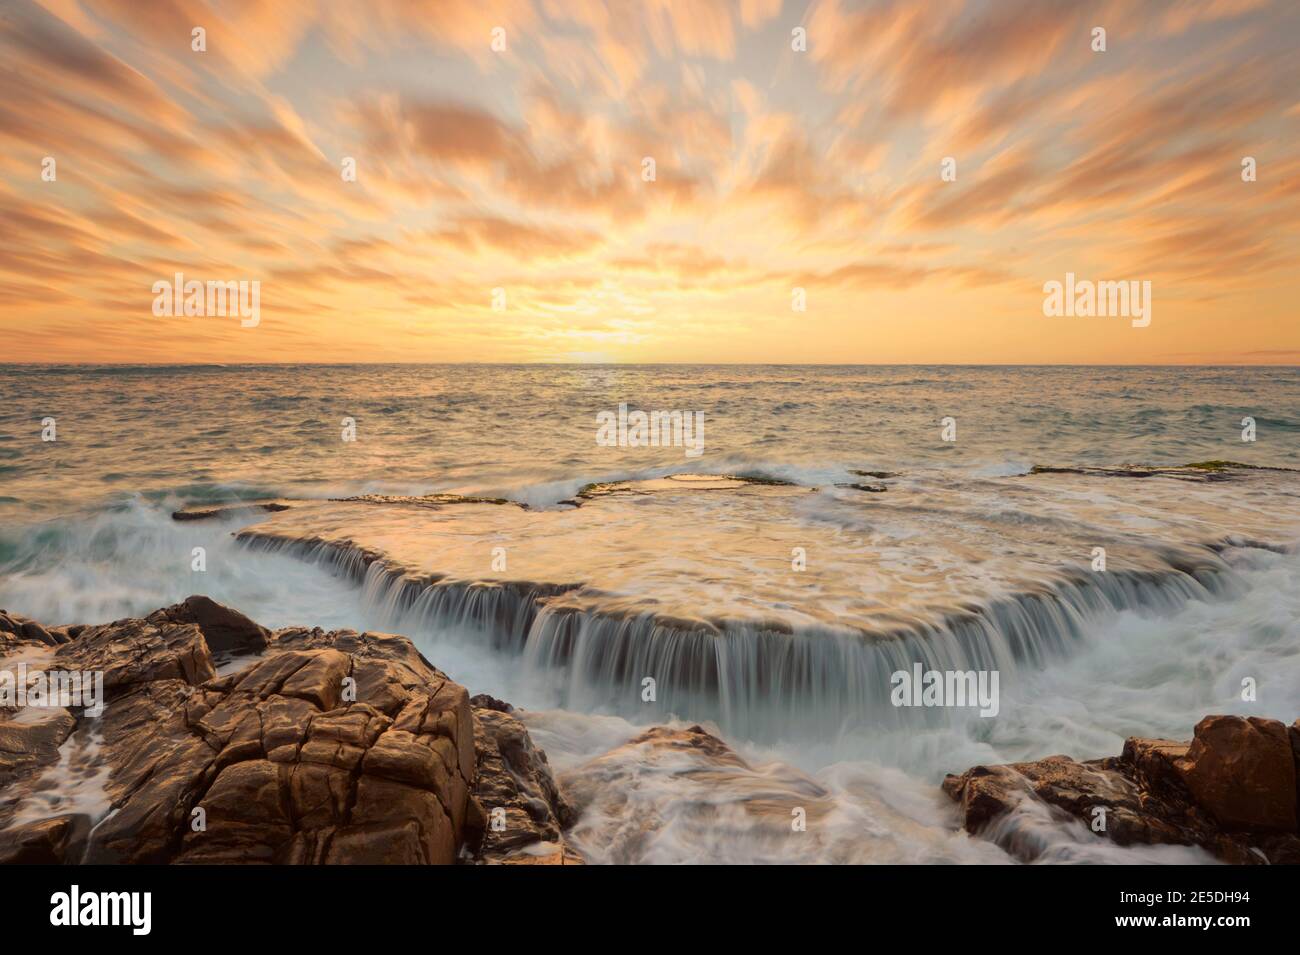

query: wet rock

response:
[1291,720,1300,830]
[621,724,751,766]
[1174,715,1296,832]
[559,724,841,864]
[336,493,524,509]
[148,595,270,654]
[0,813,91,864]
[469,693,514,713]
[53,615,216,698]
[944,714,1300,864]
[467,705,580,864]
[0,597,570,865]
[495,842,586,864]
[0,610,63,647]
[83,679,231,864]
[0,707,77,789]
[171,500,292,522]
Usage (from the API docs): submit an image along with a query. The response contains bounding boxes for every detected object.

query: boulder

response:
[944,714,1300,864]
[0,813,91,864]
[466,705,580,863]
[0,598,573,865]
[0,610,64,647]
[53,615,216,698]
[1173,715,1296,832]
[148,595,270,654]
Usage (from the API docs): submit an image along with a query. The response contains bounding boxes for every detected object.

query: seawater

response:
[2,364,1298,863]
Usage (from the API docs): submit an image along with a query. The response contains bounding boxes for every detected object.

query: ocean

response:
[2,363,1298,863]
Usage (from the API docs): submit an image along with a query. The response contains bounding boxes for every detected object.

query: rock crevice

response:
[943,714,1300,864]
[0,598,579,865]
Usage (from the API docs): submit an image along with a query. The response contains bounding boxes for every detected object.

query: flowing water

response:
[2,364,1298,863]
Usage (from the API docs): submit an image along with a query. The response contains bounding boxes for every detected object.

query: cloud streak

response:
[2,0,1297,363]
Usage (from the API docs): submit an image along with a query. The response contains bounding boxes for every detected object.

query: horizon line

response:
[2,361,1298,369]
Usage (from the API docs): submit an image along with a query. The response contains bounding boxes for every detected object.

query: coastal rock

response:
[0,706,77,789]
[0,813,91,864]
[469,693,514,713]
[1292,720,1300,828]
[1174,715,1296,832]
[467,705,581,864]
[170,500,292,522]
[943,714,1300,864]
[147,595,270,654]
[0,596,573,865]
[53,615,217,697]
[559,724,844,864]
[1,610,63,647]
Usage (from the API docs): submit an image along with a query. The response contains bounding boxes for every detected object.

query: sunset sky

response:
[2,0,1298,364]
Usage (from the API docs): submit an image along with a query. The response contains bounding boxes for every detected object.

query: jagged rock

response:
[467,706,580,864]
[0,596,572,865]
[53,615,216,697]
[943,714,1300,864]
[469,693,514,713]
[147,595,269,654]
[0,813,91,864]
[0,610,62,647]
[0,706,77,789]
[171,500,292,522]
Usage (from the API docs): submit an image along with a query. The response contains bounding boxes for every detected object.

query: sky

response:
[1,0,1298,364]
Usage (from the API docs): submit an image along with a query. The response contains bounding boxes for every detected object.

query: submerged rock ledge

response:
[944,714,1300,864]
[0,598,578,865]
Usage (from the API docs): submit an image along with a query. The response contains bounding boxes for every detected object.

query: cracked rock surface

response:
[943,714,1300,864]
[0,597,578,864]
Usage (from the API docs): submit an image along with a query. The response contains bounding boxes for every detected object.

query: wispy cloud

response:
[2,0,1297,363]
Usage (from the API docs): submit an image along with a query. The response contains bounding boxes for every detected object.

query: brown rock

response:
[0,813,91,864]
[1173,715,1296,832]
[363,729,447,792]
[469,693,514,713]
[0,610,60,646]
[943,764,1033,834]
[1122,737,1189,792]
[324,821,427,864]
[177,760,292,863]
[350,775,456,863]
[148,595,270,654]
[82,680,223,864]
[944,714,1300,864]
[0,706,76,789]
[279,650,351,710]
[54,617,216,698]
[0,599,552,866]
[1289,719,1300,831]
[467,706,580,863]
[497,844,586,865]
[286,762,350,828]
